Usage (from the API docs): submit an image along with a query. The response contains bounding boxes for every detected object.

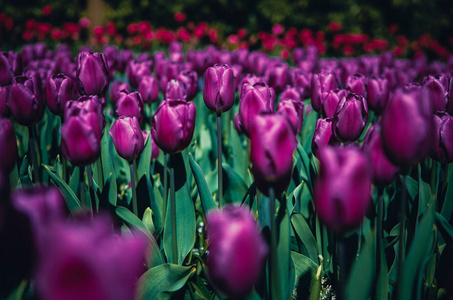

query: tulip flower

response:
[381,87,433,168]
[109,80,130,105]
[165,79,187,100]
[109,116,144,162]
[311,72,338,113]
[0,52,14,86]
[0,85,10,117]
[46,74,75,117]
[6,51,22,76]
[332,93,368,142]
[75,51,109,97]
[137,76,159,104]
[290,69,312,99]
[279,86,302,102]
[117,49,134,73]
[235,82,275,137]
[345,73,367,97]
[0,118,18,173]
[65,96,105,140]
[265,62,289,92]
[431,112,453,163]
[151,99,196,154]
[322,89,349,118]
[250,113,297,196]
[126,59,153,89]
[9,75,45,126]
[421,75,448,113]
[177,70,198,100]
[314,146,372,231]
[203,64,235,113]
[206,205,268,297]
[277,99,304,134]
[103,45,119,74]
[362,125,400,188]
[366,76,390,114]
[381,67,397,89]
[115,91,144,123]
[311,118,340,159]
[238,74,263,95]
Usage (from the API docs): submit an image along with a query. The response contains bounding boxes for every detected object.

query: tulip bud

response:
[115,91,144,123]
[235,82,275,137]
[0,52,14,86]
[165,79,187,100]
[0,85,10,117]
[117,49,134,73]
[290,69,312,99]
[203,64,235,113]
[110,116,145,162]
[345,73,367,97]
[362,125,400,188]
[76,51,110,97]
[277,99,304,134]
[366,76,390,114]
[311,118,339,159]
[109,80,130,105]
[311,73,338,113]
[151,100,196,154]
[206,205,268,297]
[421,75,448,113]
[177,70,198,100]
[7,51,22,76]
[46,74,75,116]
[431,112,453,163]
[280,86,302,102]
[0,118,18,173]
[103,45,119,74]
[137,76,159,104]
[315,146,372,231]
[238,74,263,95]
[250,113,297,196]
[65,96,105,139]
[9,75,45,126]
[332,93,368,142]
[381,87,434,168]
[126,60,153,89]
[381,67,397,89]
[265,62,289,93]
[321,89,349,118]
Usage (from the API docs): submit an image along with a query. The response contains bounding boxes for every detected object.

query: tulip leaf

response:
[108,172,118,206]
[291,213,319,263]
[296,142,311,184]
[291,251,318,285]
[229,120,248,182]
[308,261,323,300]
[435,212,453,248]
[101,129,114,181]
[301,108,317,153]
[276,200,292,300]
[136,264,195,300]
[376,233,389,300]
[147,175,163,236]
[440,165,453,220]
[404,175,418,200]
[223,163,248,205]
[137,134,152,181]
[43,164,82,214]
[188,154,218,215]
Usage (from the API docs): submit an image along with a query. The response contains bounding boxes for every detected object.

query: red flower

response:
[272,24,284,35]
[328,20,342,32]
[177,28,190,41]
[237,28,247,38]
[42,5,52,16]
[174,12,186,22]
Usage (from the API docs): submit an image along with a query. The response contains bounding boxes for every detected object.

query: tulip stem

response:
[61,154,67,182]
[130,161,138,216]
[28,126,40,183]
[217,113,223,208]
[79,166,86,210]
[87,165,96,213]
[268,187,279,299]
[337,235,346,300]
[397,175,407,299]
[376,188,384,296]
[163,154,168,224]
[170,157,178,264]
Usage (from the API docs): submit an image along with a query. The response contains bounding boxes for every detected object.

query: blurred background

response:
[1,0,452,59]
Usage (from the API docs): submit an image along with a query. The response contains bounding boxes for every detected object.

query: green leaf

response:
[43,164,81,214]
[229,120,247,181]
[308,262,323,300]
[223,163,248,204]
[142,207,156,233]
[405,175,418,200]
[108,172,118,206]
[291,213,318,263]
[291,251,318,285]
[296,142,312,184]
[441,165,453,220]
[277,204,292,300]
[136,264,196,300]
[188,154,218,215]
[435,212,453,247]
[137,134,152,181]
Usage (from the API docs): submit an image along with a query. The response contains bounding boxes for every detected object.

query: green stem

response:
[397,175,407,299]
[28,126,40,183]
[61,154,67,183]
[170,157,178,264]
[79,166,86,210]
[268,187,280,299]
[87,165,96,213]
[337,235,346,300]
[130,161,138,216]
[217,113,223,208]
[163,154,168,224]
[377,188,384,276]
[97,157,104,186]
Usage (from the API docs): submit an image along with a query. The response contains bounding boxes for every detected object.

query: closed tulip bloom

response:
[109,116,144,162]
[165,79,187,100]
[0,85,10,117]
[0,52,14,86]
[126,60,153,89]
[0,118,18,173]
[203,64,235,113]
[322,89,349,118]
[290,69,312,99]
[422,75,448,113]
[7,51,22,76]
[311,118,339,159]
[76,51,109,97]
[381,87,433,168]
[447,79,453,115]
[109,80,130,105]
[311,73,338,113]
[138,76,159,104]
[9,75,45,126]
[280,86,302,102]
[65,96,105,139]
[362,125,400,188]
[381,67,397,89]
[265,62,289,92]
[235,82,275,137]
[277,99,304,134]
[230,64,243,91]
[250,114,297,196]
[103,45,119,74]
[238,74,263,96]
[117,49,134,73]
[332,93,368,142]
[366,76,390,114]
[345,73,367,97]
[431,112,453,163]
[206,205,268,297]
[177,70,198,100]
[315,146,372,231]
[46,74,75,116]
[115,91,144,123]
[151,99,196,154]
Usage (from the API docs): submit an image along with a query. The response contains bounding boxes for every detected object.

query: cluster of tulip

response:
[1,40,453,300]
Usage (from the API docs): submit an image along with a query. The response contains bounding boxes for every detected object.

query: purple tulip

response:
[265,62,289,93]
[7,51,22,76]
[447,78,453,115]
[110,116,145,162]
[232,48,249,67]
[421,75,448,113]
[315,146,372,231]
[153,51,166,62]
[311,118,339,159]
[362,125,400,188]
[65,96,105,139]
[339,59,359,84]
[142,131,160,161]
[290,69,312,99]
[230,64,243,91]
[238,74,263,96]
[431,112,453,163]
[381,67,397,89]
[137,76,159,104]
[206,205,268,297]
[380,51,394,69]
[115,91,144,123]
[250,113,297,196]
[345,73,367,97]
[177,70,198,101]
[9,75,45,126]
[151,99,196,154]
[277,99,304,134]
[117,49,134,73]
[332,93,368,142]
[109,80,130,105]
[235,82,275,137]
[126,60,153,89]
[203,64,236,113]
[103,45,119,73]
[46,74,75,117]
[366,76,390,114]
[0,85,10,117]
[165,79,187,100]
[322,89,349,118]
[0,52,14,86]
[280,86,302,102]
[381,87,434,168]
[76,51,110,97]
[0,118,18,173]
[311,73,338,113]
